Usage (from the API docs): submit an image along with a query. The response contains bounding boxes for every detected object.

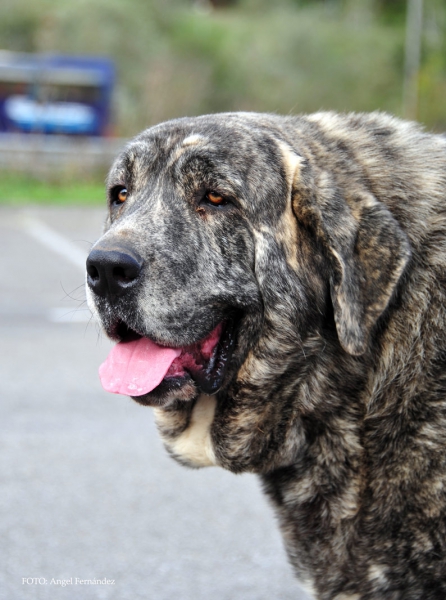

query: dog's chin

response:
[131,375,198,407]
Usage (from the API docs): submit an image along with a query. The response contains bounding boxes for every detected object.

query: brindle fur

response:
[87,112,446,599]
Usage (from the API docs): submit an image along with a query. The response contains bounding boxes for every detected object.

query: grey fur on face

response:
[87,111,446,598]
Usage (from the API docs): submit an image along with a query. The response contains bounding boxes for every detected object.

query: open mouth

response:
[98,318,238,406]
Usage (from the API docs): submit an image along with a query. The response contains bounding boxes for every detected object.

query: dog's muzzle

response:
[86,241,143,299]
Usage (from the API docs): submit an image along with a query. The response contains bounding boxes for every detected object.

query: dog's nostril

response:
[86,263,100,282]
[113,266,137,284]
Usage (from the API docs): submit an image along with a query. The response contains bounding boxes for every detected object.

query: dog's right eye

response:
[110,186,128,206]
[201,190,233,209]
[206,191,225,206]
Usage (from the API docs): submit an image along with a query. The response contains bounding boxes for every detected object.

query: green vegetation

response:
[0,0,445,203]
[0,173,106,205]
[1,0,445,136]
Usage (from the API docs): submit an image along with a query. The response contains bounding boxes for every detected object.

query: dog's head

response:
[87,113,411,408]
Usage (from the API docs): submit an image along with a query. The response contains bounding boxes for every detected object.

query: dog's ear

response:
[291,158,411,355]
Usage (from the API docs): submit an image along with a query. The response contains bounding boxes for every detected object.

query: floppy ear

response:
[291,160,412,355]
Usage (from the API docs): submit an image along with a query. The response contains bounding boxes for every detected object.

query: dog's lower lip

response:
[130,375,192,407]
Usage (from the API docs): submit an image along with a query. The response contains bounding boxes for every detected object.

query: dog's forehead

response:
[109,114,286,186]
[109,134,209,187]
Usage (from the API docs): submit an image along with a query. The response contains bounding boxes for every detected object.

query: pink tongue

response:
[99,337,181,397]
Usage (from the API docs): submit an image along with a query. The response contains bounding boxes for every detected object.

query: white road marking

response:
[21,215,87,271]
[16,214,92,323]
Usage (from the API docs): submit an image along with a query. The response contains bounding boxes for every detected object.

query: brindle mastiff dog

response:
[86,112,446,599]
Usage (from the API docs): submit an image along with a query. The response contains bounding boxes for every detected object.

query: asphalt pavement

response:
[0,206,311,600]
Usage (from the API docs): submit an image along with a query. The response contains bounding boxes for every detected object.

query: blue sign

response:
[0,52,115,136]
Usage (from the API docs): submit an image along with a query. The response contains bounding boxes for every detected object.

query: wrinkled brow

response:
[108,139,160,190]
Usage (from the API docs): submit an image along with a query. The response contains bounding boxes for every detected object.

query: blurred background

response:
[0,0,444,194]
[2,0,445,134]
[1,1,445,599]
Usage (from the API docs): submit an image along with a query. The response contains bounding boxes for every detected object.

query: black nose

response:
[86,244,143,298]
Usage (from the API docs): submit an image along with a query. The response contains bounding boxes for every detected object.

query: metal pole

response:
[403,0,423,120]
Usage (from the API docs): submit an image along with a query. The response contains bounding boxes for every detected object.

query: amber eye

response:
[117,188,128,203]
[205,191,225,205]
